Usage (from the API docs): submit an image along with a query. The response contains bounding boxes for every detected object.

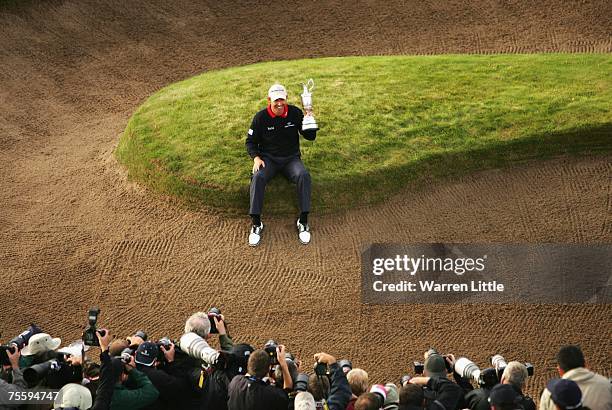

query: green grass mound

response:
[117,54,611,214]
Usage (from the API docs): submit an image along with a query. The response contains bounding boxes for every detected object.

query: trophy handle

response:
[306,78,315,93]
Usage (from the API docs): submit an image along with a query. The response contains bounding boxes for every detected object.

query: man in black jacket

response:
[306,352,351,410]
[408,354,464,410]
[463,362,534,410]
[246,83,318,247]
[134,341,190,410]
[227,345,293,410]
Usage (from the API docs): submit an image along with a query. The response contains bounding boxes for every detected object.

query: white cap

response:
[21,333,61,356]
[268,83,287,101]
[53,383,92,409]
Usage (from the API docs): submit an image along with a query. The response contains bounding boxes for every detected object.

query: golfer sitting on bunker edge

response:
[246,83,319,246]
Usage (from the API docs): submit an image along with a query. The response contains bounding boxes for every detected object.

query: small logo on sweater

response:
[267,126,275,131]
[285,122,295,128]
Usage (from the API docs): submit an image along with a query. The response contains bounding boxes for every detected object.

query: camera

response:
[314,361,329,377]
[455,357,498,388]
[23,354,68,388]
[208,307,222,334]
[157,337,172,350]
[413,361,425,374]
[126,330,148,347]
[338,359,352,374]
[491,354,534,377]
[82,307,106,347]
[295,372,309,392]
[491,354,507,378]
[156,337,173,361]
[264,339,278,365]
[455,357,485,386]
[120,347,135,365]
[400,374,412,386]
[0,324,43,366]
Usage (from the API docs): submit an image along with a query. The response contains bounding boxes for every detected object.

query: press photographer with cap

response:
[246,82,318,247]
[545,379,592,410]
[539,345,611,410]
[407,353,463,410]
[133,340,190,410]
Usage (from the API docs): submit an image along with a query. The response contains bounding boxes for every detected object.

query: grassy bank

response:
[116,54,611,214]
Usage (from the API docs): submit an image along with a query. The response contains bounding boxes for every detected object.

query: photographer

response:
[0,346,27,410]
[133,341,190,410]
[107,344,159,410]
[400,384,426,410]
[20,333,83,391]
[307,352,351,410]
[464,362,534,410]
[227,345,292,410]
[88,327,115,410]
[175,311,235,409]
[347,368,369,410]
[539,345,611,410]
[178,311,233,367]
[408,354,463,410]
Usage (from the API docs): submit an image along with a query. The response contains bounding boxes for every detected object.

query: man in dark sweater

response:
[245,83,318,246]
[227,345,293,410]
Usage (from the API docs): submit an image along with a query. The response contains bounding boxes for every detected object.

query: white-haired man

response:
[246,83,318,246]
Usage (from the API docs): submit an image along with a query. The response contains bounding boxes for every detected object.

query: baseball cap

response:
[231,343,254,375]
[135,341,159,366]
[268,83,287,101]
[370,384,387,401]
[384,383,400,409]
[53,383,92,409]
[489,384,520,408]
[21,333,61,356]
[547,379,583,409]
[424,354,447,378]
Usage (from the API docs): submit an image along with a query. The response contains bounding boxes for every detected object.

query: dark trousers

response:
[249,155,311,216]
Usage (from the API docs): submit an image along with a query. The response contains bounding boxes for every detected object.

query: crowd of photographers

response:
[1,308,610,410]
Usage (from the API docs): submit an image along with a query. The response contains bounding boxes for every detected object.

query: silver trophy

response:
[300,79,319,131]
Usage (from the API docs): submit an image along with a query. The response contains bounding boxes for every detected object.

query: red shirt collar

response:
[267,104,288,118]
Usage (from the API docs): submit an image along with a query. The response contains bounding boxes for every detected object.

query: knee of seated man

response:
[297,169,311,180]
[252,170,267,182]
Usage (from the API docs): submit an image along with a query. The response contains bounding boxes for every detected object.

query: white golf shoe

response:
[248,223,264,247]
[296,219,311,245]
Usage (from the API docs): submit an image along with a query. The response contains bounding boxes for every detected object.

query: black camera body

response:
[414,361,425,374]
[264,339,278,365]
[314,361,329,377]
[208,307,222,334]
[156,337,174,362]
[0,324,43,366]
[295,372,309,392]
[82,307,105,347]
[120,347,135,365]
[338,359,352,374]
[400,374,412,386]
[23,354,68,388]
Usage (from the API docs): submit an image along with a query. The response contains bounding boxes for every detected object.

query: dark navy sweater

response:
[246,104,317,159]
